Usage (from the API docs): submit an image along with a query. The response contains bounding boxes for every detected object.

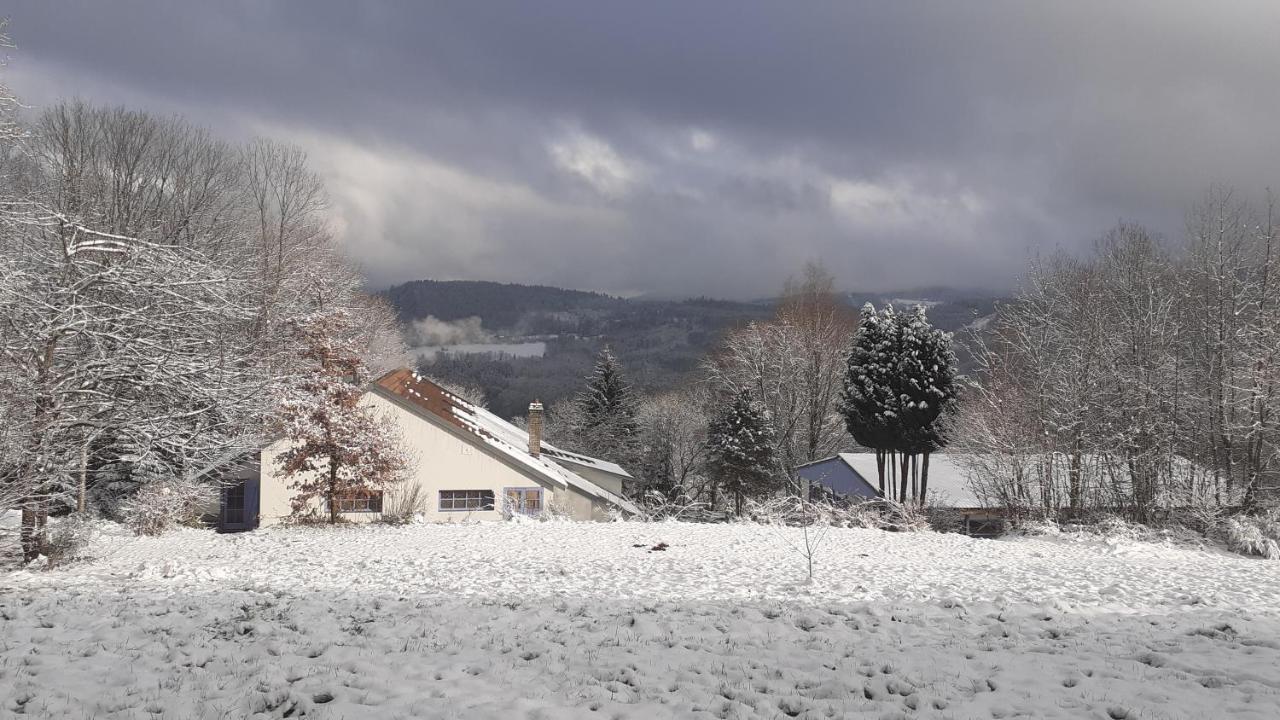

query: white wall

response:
[258,392,610,525]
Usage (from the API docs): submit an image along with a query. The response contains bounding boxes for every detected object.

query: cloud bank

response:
[7,2,1279,297]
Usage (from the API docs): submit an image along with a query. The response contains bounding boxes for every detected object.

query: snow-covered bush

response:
[539,495,576,522]
[1222,515,1280,560]
[878,500,931,533]
[41,514,97,568]
[742,496,884,530]
[120,479,217,536]
[1006,518,1063,538]
[633,490,715,523]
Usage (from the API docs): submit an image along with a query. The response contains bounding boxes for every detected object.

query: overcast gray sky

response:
[7,2,1279,297]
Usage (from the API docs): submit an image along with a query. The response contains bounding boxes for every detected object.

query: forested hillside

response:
[381,279,1001,420]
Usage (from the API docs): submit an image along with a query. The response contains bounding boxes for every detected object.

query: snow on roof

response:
[373,369,638,515]
[539,444,631,478]
[835,452,1214,510]
[837,453,984,508]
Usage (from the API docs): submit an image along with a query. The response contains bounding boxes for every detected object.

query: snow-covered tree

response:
[275,309,409,523]
[840,304,957,505]
[705,262,854,493]
[635,386,711,501]
[707,389,777,516]
[841,304,902,477]
[895,305,960,501]
[955,198,1280,521]
[0,91,406,556]
[570,346,640,471]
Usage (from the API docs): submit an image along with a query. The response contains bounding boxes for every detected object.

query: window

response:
[439,489,495,512]
[334,491,384,514]
[504,487,543,516]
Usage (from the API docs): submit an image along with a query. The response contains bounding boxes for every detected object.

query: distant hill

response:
[380,279,1005,419]
[382,279,620,330]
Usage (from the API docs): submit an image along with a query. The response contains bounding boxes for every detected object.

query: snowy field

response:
[3,521,1280,719]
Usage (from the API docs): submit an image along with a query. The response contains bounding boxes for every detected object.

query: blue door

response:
[219,475,260,532]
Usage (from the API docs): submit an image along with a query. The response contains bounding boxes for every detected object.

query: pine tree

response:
[572,346,640,468]
[895,306,959,503]
[840,304,903,495]
[707,390,777,516]
[275,309,409,523]
[840,304,957,505]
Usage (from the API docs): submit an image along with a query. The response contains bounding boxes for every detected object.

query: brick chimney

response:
[527,400,544,457]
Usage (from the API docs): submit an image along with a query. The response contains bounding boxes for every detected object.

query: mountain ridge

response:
[381,279,1005,419]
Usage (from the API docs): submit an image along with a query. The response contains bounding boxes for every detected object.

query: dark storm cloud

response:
[7,2,1280,297]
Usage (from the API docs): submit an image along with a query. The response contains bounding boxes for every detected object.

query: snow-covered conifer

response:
[707,389,777,515]
[840,304,957,504]
[571,346,640,471]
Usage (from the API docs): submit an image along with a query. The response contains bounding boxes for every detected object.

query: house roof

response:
[810,452,1215,511]
[538,445,631,478]
[796,456,881,499]
[836,453,985,508]
[372,368,638,514]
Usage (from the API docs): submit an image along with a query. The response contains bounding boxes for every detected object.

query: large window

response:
[334,491,383,514]
[439,489,495,512]
[504,487,543,516]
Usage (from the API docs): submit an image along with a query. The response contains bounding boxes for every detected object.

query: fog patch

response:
[407,316,492,347]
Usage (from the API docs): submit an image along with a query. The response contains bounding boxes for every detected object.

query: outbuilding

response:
[797,453,1005,536]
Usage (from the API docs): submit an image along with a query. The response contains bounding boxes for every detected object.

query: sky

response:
[6,2,1280,298]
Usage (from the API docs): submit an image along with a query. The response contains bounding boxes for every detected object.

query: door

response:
[219,475,260,532]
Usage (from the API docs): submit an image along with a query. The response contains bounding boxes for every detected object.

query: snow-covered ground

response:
[3,521,1279,718]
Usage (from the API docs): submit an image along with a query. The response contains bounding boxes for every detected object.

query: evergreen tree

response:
[707,390,777,515]
[840,304,957,505]
[276,309,409,523]
[895,306,960,503]
[571,346,640,468]
[840,304,903,494]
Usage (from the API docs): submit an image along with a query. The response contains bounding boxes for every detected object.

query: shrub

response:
[1006,518,1062,537]
[878,500,931,532]
[42,514,97,568]
[742,496,886,529]
[380,484,428,525]
[1222,515,1280,560]
[539,495,576,522]
[120,478,217,536]
[632,490,717,523]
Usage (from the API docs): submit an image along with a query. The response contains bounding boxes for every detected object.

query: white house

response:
[217,368,637,530]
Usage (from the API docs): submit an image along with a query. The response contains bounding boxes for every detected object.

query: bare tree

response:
[705,261,854,495]
[0,93,405,557]
[956,193,1280,522]
[636,386,711,502]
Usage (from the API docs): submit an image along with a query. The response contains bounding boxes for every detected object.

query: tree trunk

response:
[78,442,89,513]
[910,453,918,503]
[328,458,339,524]
[888,450,897,502]
[899,453,909,504]
[1067,435,1081,514]
[920,452,931,508]
[20,502,40,563]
